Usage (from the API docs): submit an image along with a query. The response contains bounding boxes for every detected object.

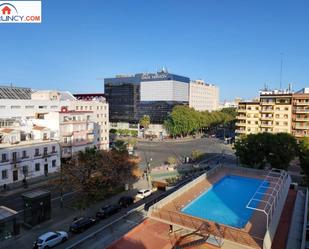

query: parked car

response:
[69,217,97,233]
[136,189,152,199]
[33,231,68,249]
[96,204,121,219]
[118,196,134,207]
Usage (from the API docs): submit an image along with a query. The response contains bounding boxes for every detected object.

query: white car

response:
[33,231,68,249]
[136,189,152,199]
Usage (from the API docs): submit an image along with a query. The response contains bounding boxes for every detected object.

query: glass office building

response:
[104,71,190,124]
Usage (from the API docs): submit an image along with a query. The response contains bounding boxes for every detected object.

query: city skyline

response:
[0,0,308,100]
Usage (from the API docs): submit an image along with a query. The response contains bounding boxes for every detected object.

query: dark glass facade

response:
[104,72,189,124]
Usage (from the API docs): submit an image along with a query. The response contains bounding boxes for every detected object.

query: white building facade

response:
[189,80,219,112]
[0,127,60,185]
[0,90,110,152]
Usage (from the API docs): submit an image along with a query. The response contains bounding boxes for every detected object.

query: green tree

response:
[234,133,298,170]
[164,105,236,137]
[191,149,203,161]
[112,139,128,153]
[139,115,151,129]
[59,147,139,208]
[167,156,177,165]
[299,138,309,179]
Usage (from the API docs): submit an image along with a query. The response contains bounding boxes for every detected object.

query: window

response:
[2,170,7,179]
[38,106,47,109]
[35,163,40,171]
[22,150,27,158]
[89,106,92,110]
[35,148,40,156]
[76,106,79,110]
[12,152,17,161]
[43,147,48,156]
[22,166,28,176]
[52,160,57,167]
[0,106,5,109]
[80,106,83,110]
[25,105,34,109]
[85,106,88,110]
[1,153,7,162]
[52,146,56,153]
[51,106,58,109]
[97,114,99,118]
[11,106,21,109]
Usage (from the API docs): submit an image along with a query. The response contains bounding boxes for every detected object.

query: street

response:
[136,137,234,168]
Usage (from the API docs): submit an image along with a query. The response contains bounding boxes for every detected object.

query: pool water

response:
[182,175,267,228]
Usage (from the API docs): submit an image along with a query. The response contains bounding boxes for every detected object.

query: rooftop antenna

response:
[279,53,283,90]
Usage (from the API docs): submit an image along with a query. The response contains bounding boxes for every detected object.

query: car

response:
[96,204,121,219]
[118,196,134,208]
[136,189,152,199]
[69,217,97,233]
[33,231,68,249]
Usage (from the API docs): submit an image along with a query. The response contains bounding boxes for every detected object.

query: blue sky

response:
[0,0,308,100]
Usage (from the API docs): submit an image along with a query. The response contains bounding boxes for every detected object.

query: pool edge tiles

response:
[181,174,268,229]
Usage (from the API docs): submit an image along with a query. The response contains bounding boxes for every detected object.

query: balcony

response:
[11,157,21,163]
[260,101,275,105]
[260,116,273,120]
[237,109,246,113]
[293,101,309,106]
[260,123,273,127]
[237,115,246,120]
[235,122,246,126]
[294,108,309,113]
[294,125,309,130]
[261,108,274,113]
[294,133,309,138]
[294,117,309,122]
[60,142,72,147]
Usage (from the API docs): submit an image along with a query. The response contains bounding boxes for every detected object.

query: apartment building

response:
[260,93,292,133]
[0,126,60,185]
[73,94,109,150]
[189,80,219,111]
[33,108,97,158]
[292,88,309,138]
[235,102,260,135]
[236,88,308,138]
[0,88,110,152]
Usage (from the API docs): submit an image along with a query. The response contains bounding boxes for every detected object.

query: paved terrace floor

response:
[149,167,274,249]
[107,218,223,249]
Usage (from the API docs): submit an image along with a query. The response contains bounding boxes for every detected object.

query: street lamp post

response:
[58,142,64,208]
[147,158,152,189]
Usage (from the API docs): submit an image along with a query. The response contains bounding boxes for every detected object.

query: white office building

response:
[189,80,219,112]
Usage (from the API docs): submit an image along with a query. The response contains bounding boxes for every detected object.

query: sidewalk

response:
[0,173,59,197]
[1,178,149,249]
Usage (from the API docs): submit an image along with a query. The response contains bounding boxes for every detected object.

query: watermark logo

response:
[0,1,41,23]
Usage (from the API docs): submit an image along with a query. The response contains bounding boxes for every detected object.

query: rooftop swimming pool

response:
[182,175,268,228]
